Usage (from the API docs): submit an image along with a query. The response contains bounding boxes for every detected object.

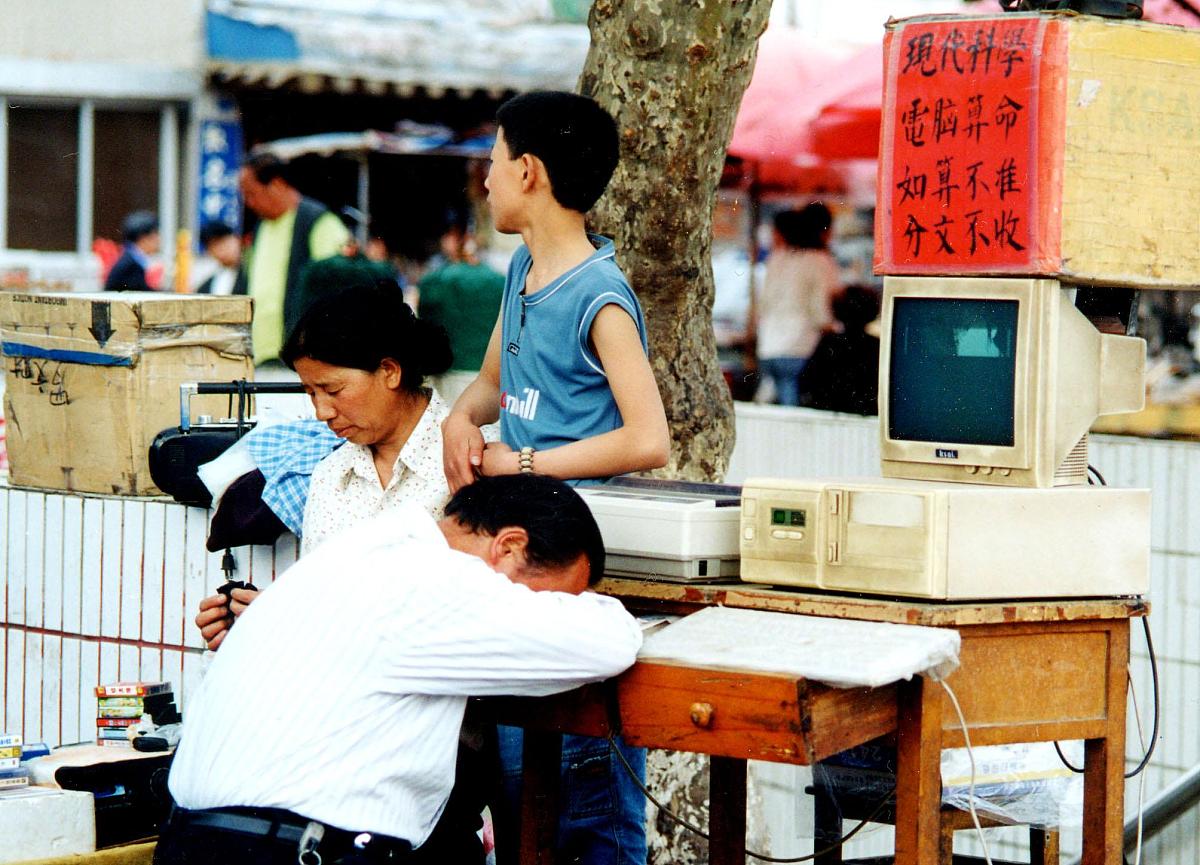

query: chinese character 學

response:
[999,27,1030,77]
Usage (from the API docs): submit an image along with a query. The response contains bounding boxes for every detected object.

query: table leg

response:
[894,675,942,865]
[517,730,561,865]
[709,756,747,865]
[1081,620,1130,865]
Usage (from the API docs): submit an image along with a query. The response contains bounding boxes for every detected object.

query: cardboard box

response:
[876,12,1200,288]
[1,292,252,496]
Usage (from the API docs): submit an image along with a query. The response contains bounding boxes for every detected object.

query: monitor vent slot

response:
[1056,434,1089,485]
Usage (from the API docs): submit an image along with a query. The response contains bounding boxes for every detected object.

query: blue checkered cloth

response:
[244,419,343,536]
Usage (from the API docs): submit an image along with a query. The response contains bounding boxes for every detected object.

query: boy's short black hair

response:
[445,474,606,586]
[121,211,159,244]
[495,91,619,213]
[198,220,235,248]
[773,202,832,250]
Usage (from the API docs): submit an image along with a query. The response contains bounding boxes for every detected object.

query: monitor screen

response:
[888,297,1019,447]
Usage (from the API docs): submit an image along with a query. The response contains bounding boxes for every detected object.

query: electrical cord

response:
[1053,615,1160,779]
[1087,464,1108,486]
[936,676,994,865]
[605,732,892,863]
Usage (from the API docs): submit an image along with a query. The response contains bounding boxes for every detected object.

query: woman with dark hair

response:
[752,202,842,406]
[281,281,455,555]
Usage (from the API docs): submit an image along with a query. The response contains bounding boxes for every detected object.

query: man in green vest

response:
[239,153,350,366]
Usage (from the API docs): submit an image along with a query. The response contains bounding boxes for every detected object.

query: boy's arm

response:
[442,314,504,491]
[481,304,670,480]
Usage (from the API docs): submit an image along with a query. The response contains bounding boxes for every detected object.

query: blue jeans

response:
[498,726,647,865]
[759,356,808,406]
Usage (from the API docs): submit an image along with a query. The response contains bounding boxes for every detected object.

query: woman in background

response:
[753,202,841,406]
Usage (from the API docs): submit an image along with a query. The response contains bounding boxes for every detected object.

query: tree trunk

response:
[580,0,772,483]
[578,3,773,862]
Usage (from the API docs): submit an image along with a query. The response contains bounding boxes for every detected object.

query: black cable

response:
[606,734,892,863]
[1053,616,1160,779]
[1087,464,1107,486]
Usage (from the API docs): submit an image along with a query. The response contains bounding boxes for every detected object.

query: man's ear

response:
[488,526,530,572]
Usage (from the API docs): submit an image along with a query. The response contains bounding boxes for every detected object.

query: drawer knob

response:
[690,702,715,728]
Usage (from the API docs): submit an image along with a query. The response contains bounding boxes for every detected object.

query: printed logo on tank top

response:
[500,388,540,421]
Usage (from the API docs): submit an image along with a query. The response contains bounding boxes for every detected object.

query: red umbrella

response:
[808,44,884,161]
[728,27,859,190]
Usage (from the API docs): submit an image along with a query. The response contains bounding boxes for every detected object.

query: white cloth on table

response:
[168,504,642,847]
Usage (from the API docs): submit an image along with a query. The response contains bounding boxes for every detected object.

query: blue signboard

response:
[197,117,244,240]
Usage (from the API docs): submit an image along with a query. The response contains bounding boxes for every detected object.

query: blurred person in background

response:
[417,219,504,403]
[105,210,160,292]
[294,207,401,314]
[239,152,349,366]
[195,220,246,296]
[797,284,881,415]
[750,203,841,405]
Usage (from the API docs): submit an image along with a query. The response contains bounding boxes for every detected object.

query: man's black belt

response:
[168,805,414,861]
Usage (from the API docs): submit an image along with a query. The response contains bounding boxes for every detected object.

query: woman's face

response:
[294,356,403,448]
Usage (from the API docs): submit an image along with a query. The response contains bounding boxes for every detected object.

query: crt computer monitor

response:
[878,276,1145,488]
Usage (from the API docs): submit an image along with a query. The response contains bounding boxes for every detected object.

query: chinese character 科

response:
[966,26,996,75]
[933,215,956,254]
[999,27,1030,77]
[966,160,991,201]
[933,97,958,143]
[934,156,960,208]
[994,209,1026,251]
[903,214,929,257]
[995,157,1021,200]
[896,165,928,204]
[940,28,967,74]
[964,94,989,143]
[965,210,991,256]
[994,95,1025,139]
[901,98,930,148]
[903,31,938,77]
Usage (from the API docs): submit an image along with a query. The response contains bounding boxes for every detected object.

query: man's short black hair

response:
[198,220,235,248]
[495,91,619,213]
[121,210,159,244]
[445,474,606,586]
[244,151,291,186]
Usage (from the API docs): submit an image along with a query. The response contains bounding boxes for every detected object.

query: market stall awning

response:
[205,0,590,95]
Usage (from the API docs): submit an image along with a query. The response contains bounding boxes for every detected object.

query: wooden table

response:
[495,580,1146,865]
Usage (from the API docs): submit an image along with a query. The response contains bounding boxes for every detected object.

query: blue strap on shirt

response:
[244,420,342,535]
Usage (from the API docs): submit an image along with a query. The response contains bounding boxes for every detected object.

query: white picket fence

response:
[0,403,1196,863]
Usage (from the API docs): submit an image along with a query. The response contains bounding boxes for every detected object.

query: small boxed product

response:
[0,292,252,496]
[876,12,1200,288]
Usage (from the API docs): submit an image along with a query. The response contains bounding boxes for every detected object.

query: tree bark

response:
[578,3,773,862]
[580,0,772,483]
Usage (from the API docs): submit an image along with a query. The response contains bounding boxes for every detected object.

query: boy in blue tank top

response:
[443,91,669,865]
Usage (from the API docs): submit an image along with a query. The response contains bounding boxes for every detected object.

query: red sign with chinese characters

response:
[877,16,1053,273]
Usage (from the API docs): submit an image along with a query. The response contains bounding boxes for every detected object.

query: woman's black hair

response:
[280,281,453,392]
[774,202,832,250]
[444,474,606,586]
